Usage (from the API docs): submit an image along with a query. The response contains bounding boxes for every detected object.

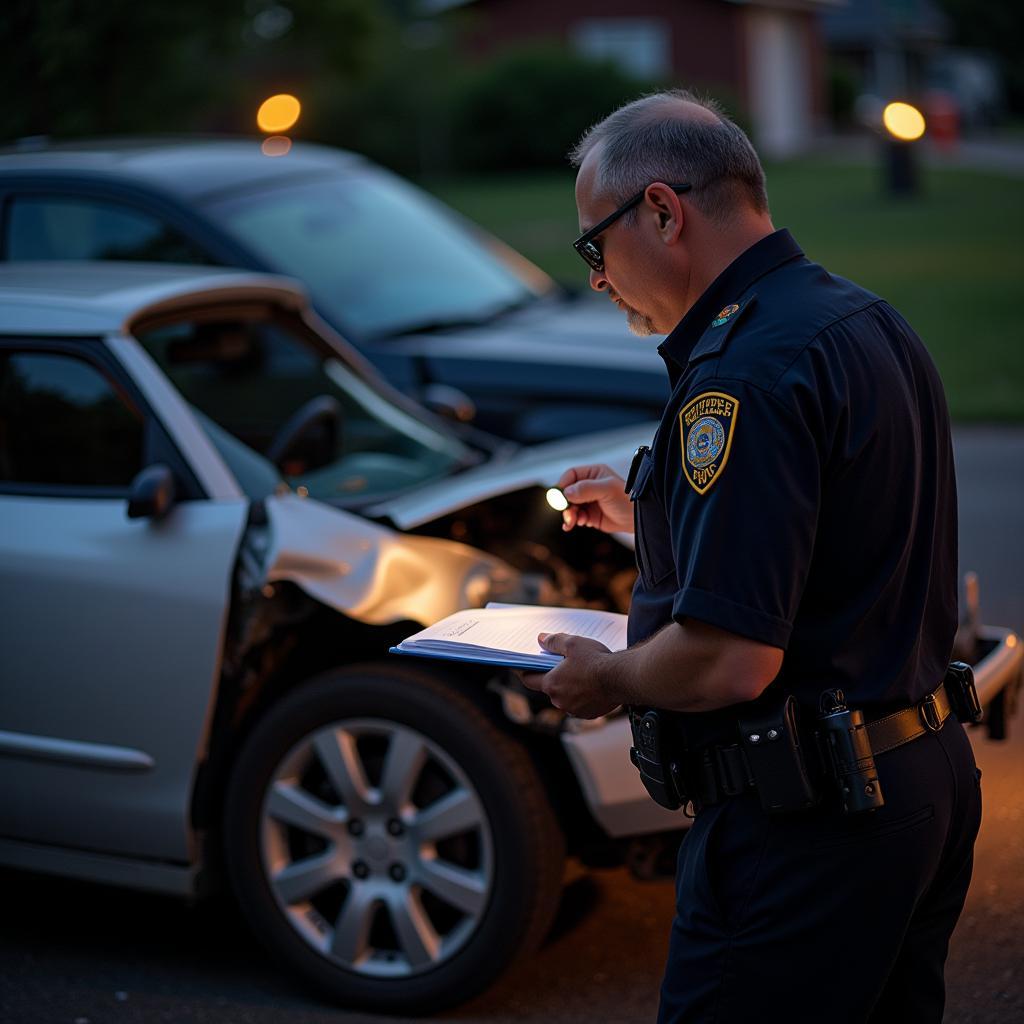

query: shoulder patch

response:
[679,390,739,495]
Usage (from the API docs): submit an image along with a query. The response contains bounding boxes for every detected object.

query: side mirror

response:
[127,464,176,520]
[419,384,477,423]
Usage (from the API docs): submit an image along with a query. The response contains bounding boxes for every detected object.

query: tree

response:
[2,0,384,142]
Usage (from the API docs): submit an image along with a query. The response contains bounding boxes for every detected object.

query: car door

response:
[0,337,248,863]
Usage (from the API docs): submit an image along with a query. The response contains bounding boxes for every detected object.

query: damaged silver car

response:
[0,263,679,1014]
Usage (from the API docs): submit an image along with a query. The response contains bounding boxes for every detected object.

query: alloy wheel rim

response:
[260,717,494,977]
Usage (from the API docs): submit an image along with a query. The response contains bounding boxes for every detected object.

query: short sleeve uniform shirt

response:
[627,230,957,740]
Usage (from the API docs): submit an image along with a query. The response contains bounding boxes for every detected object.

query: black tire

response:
[223,663,566,1014]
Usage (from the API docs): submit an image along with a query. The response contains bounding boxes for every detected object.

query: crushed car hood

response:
[263,492,518,626]
[365,421,659,530]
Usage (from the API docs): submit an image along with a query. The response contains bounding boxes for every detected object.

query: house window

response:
[570,19,671,80]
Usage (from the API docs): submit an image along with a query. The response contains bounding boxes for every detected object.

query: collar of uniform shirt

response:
[657,228,804,373]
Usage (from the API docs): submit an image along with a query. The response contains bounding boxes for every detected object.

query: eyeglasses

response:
[572,182,692,273]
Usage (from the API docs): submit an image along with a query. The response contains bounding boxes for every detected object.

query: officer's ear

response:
[644,183,685,244]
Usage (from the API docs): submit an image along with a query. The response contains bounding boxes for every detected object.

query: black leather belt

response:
[865,681,952,754]
[693,682,952,808]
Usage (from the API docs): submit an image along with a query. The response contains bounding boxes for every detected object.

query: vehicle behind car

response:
[0,137,670,444]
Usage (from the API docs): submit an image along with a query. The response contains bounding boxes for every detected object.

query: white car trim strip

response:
[0,729,155,772]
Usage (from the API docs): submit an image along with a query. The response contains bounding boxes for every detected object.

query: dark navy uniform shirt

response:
[627,229,957,741]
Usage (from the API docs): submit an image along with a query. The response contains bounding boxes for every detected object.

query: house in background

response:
[424,0,836,157]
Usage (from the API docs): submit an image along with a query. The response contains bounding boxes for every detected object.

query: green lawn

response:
[424,160,1024,421]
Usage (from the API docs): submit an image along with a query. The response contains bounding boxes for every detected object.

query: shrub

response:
[448,41,662,172]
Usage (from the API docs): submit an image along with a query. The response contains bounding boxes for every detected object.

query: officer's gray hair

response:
[569,89,769,224]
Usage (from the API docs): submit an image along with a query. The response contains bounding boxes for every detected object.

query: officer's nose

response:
[589,268,609,292]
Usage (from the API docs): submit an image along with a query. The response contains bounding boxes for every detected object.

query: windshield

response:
[135,310,472,504]
[205,173,548,339]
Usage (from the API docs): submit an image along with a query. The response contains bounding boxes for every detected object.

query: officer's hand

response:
[556,464,633,534]
[520,633,621,719]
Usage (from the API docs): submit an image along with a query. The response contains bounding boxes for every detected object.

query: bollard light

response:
[257,94,301,134]
[881,101,925,197]
[883,102,926,142]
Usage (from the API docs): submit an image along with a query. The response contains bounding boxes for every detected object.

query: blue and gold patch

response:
[679,390,739,494]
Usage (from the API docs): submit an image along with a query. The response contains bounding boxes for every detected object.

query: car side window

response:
[5,196,212,264]
[135,312,469,502]
[0,350,144,490]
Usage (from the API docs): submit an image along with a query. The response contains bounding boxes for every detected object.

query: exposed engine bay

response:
[408,485,638,614]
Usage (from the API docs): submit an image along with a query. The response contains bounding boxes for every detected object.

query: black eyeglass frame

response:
[572,182,692,273]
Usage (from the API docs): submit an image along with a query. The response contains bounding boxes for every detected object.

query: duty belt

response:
[694,680,953,809]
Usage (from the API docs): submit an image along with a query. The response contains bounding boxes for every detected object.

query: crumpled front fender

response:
[262,492,515,626]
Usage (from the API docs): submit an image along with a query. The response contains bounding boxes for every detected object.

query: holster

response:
[945,661,983,724]
[628,708,686,810]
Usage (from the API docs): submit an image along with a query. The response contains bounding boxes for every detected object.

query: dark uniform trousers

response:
[656,719,982,1024]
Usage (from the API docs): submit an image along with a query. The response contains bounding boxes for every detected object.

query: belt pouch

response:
[738,696,820,813]
[629,709,683,811]
[945,661,983,724]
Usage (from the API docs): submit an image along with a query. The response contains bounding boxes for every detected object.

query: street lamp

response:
[881,101,926,197]
[257,94,301,157]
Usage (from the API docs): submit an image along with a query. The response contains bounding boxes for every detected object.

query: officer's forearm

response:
[600,619,782,712]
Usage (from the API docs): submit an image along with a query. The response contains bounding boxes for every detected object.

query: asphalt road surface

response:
[1,426,1021,1024]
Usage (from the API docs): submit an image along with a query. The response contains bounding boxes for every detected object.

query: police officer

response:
[520,90,982,1023]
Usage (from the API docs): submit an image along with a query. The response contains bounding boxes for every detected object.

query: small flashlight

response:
[545,487,569,512]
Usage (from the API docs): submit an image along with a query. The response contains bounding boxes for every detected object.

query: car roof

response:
[0,137,367,202]
[0,262,309,335]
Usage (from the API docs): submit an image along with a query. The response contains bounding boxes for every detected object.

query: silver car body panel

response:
[0,494,248,863]
[0,262,309,336]
[0,836,197,897]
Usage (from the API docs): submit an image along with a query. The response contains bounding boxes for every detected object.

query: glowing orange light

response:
[261,135,292,158]
[883,102,926,142]
[257,94,301,134]
[1007,634,1018,649]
